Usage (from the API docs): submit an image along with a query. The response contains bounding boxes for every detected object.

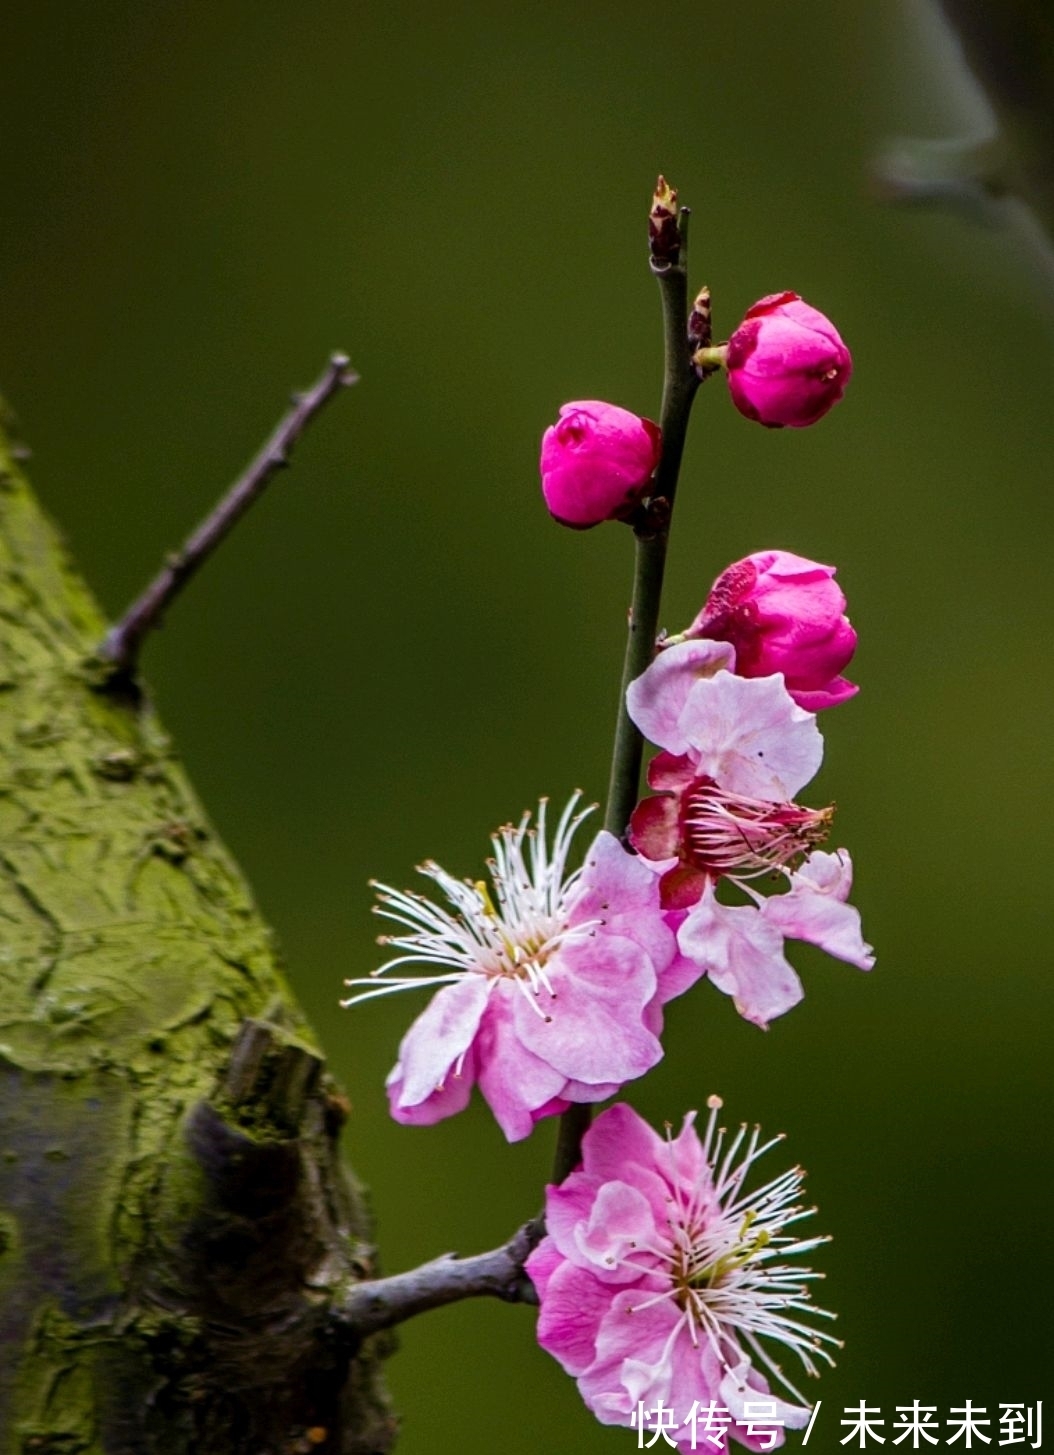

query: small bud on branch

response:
[648,174,681,267]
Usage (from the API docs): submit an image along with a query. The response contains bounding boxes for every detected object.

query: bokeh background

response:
[2,2,1051,1449]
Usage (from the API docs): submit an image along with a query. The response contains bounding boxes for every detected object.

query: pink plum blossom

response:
[343,796,679,1141]
[526,1099,838,1450]
[540,400,662,528]
[627,652,873,1026]
[726,292,851,429]
[685,550,858,711]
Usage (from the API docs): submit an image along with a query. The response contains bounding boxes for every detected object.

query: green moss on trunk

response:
[0,410,394,1453]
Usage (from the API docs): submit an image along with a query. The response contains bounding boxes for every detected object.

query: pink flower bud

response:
[687,549,858,710]
[725,291,851,428]
[539,401,662,529]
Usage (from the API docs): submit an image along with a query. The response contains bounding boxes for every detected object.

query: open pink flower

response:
[526,1099,838,1450]
[726,292,851,429]
[685,550,858,711]
[343,797,678,1141]
[540,400,662,528]
[627,650,873,1026]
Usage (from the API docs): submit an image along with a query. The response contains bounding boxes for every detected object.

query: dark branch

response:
[337,1223,540,1339]
[98,352,358,677]
[551,182,701,1189]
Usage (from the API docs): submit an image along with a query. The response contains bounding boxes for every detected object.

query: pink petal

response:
[387,1039,477,1127]
[720,1357,811,1440]
[577,1103,674,1225]
[474,996,570,1141]
[655,943,708,1005]
[530,1255,615,1376]
[582,1103,666,1180]
[626,639,736,753]
[543,1171,604,1262]
[763,850,875,970]
[578,1288,681,1424]
[523,1234,562,1300]
[678,672,823,800]
[512,935,661,1086]
[530,1095,571,1125]
[572,830,677,974]
[664,1110,710,1193]
[387,976,490,1109]
[574,1180,658,1273]
[560,1077,624,1104]
[678,886,804,1028]
[792,675,859,712]
[620,1318,724,1435]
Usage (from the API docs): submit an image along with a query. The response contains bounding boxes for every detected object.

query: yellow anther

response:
[474,880,498,917]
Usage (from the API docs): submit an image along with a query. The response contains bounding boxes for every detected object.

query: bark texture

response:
[0,406,395,1454]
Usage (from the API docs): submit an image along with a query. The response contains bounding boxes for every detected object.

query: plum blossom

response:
[342,796,678,1142]
[627,646,873,1026]
[540,400,662,528]
[725,292,851,429]
[526,1099,838,1451]
[684,550,858,711]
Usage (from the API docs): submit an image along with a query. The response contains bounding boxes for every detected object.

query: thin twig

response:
[338,1223,540,1338]
[603,208,699,841]
[98,352,358,676]
[550,185,702,1189]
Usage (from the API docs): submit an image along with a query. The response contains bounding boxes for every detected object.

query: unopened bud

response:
[540,401,662,530]
[725,292,851,428]
[686,549,858,710]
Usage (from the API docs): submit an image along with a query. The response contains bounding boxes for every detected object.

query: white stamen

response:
[606,1100,837,1407]
[342,792,600,1008]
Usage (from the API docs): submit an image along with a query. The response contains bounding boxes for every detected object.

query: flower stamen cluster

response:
[344,796,598,1016]
[682,779,834,880]
[527,1099,841,1445]
[344,794,678,1140]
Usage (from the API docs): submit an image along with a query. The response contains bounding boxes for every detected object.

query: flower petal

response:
[720,1357,812,1439]
[387,1041,477,1127]
[578,1287,682,1424]
[473,996,570,1141]
[627,794,680,862]
[678,672,823,800]
[763,850,875,969]
[513,935,661,1086]
[530,1253,616,1376]
[678,886,804,1028]
[792,675,859,712]
[386,976,490,1111]
[572,829,677,974]
[627,639,736,754]
[574,1179,658,1274]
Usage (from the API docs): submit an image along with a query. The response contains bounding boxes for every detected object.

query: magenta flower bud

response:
[687,549,858,710]
[725,291,851,428]
[539,401,662,529]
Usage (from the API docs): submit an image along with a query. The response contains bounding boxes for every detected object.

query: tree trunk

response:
[0,405,395,1453]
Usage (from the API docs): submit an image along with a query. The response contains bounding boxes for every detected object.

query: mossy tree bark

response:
[0,406,395,1454]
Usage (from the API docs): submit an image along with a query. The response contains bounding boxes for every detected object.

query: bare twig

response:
[551,181,700,1189]
[338,1223,540,1338]
[98,352,358,677]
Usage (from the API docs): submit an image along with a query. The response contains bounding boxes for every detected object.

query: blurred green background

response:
[2,1,1051,1449]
